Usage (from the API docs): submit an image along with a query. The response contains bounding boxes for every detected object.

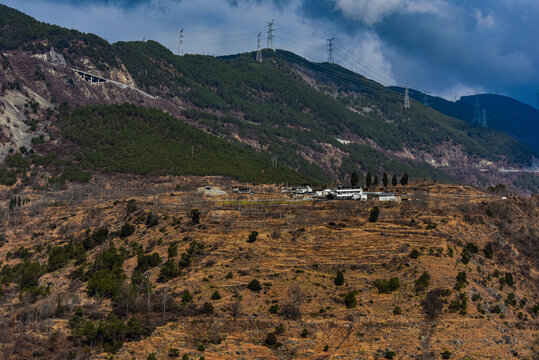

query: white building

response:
[334,187,367,201]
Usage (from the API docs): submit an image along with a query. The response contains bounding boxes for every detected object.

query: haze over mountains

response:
[0,4,537,192]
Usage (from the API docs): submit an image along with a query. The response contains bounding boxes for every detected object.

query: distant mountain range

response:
[391,87,539,155]
[0,4,537,192]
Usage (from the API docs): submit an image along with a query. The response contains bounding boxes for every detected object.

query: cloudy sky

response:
[4,0,539,107]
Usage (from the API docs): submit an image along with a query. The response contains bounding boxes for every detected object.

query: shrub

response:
[334,270,344,286]
[147,353,157,360]
[368,206,380,222]
[504,272,515,287]
[301,328,309,337]
[168,243,178,258]
[247,231,259,243]
[119,223,135,238]
[422,289,445,319]
[505,293,517,307]
[181,290,193,303]
[126,199,137,214]
[491,304,502,314]
[471,293,482,302]
[373,277,400,294]
[384,351,396,359]
[211,291,222,300]
[483,244,493,259]
[460,248,471,264]
[323,345,329,352]
[465,242,479,253]
[409,249,419,259]
[264,332,277,346]
[426,222,437,230]
[415,271,430,292]
[454,271,467,290]
[201,302,214,314]
[269,304,279,314]
[449,293,468,315]
[157,259,180,282]
[247,279,262,292]
[441,349,452,359]
[274,323,285,335]
[393,306,402,315]
[145,213,159,228]
[197,344,205,352]
[136,252,161,272]
[168,348,180,357]
[344,291,357,308]
[190,209,200,224]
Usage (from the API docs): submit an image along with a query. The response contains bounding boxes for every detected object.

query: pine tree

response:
[400,173,409,186]
[351,171,359,188]
[382,173,388,188]
[373,175,379,187]
[392,174,397,187]
[366,172,372,189]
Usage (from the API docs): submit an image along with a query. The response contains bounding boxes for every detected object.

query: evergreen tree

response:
[392,174,397,187]
[334,271,344,286]
[400,173,409,186]
[373,175,379,187]
[351,171,359,188]
[366,171,372,189]
[383,173,388,188]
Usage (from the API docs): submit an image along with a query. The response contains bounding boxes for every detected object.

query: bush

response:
[147,354,157,360]
[190,209,200,224]
[393,306,402,315]
[454,271,467,290]
[384,351,396,359]
[414,271,430,292]
[265,332,277,346]
[247,231,259,243]
[119,223,135,238]
[441,349,452,359]
[168,348,180,357]
[136,252,161,272]
[211,291,221,300]
[425,222,437,230]
[247,279,262,292]
[145,213,159,228]
[373,277,400,294]
[269,304,279,314]
[158,259,181,282]
[181,290,193,303]
[368,206,380,222]
[334,270,344,286]
[465,242,479,253]
[197,344,205,352]
[460,248,471,264]
[202,302,214,314]
[449,293,468,315]
[168,243,178,258]
[344,291,357,308]
[301,328,309,337]
[491,304,502,314]
[505,293,517,306]
[409,249,419,259]
[483,243,493,259]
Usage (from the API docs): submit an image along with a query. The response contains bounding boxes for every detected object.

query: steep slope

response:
[0,4,537,191]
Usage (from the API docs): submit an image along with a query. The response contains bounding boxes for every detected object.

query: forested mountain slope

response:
[0,4,537,191]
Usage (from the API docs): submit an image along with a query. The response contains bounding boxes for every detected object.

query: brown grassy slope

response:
[0,181,537,359]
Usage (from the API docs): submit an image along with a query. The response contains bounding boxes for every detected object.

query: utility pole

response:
[482,108,487,127]
[473,97,482,124]
[403,84,410,109]
[326,38,335,63]
[267,20,275,51]
[256,32,263,63]
[178,28,184,56]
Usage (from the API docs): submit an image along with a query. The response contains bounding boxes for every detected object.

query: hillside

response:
[0,179,538,359]
[0,3,537,192]
[391,88,539,156]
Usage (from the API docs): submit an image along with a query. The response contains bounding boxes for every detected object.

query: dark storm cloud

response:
[3,0,538,106]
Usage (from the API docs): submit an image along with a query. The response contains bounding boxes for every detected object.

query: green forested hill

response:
[59,104,305,184]
[1,4,536,187]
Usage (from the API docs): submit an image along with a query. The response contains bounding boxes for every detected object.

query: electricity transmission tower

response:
[326,38,335,63]
[482,108,487,127]
[256,32,263,63]
[403,84,410,109]
[177,28,184,56]
[267,20,275,50]
[472,97,482,124]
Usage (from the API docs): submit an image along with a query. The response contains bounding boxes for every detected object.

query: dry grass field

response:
[0,177,537,359]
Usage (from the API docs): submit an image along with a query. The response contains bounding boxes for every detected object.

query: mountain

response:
[392,87,539,155]
[0,4,537,192]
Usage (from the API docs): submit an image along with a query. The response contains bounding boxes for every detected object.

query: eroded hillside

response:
[0,178,537,359]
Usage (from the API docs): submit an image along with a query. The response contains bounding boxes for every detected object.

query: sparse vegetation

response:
[373,277,400,294]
